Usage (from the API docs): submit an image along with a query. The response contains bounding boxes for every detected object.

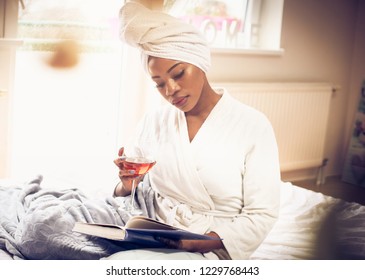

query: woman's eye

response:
[156,83,165,89]
[173,70,184,80]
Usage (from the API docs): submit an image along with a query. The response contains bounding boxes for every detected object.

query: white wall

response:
[0,46,12,177]
[0,0,18,177]
[208,0,363,181]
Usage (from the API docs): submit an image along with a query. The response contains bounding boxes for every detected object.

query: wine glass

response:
[122,145,156,216]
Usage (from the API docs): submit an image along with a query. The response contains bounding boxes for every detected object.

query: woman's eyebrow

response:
[167,62,183,73]
[151,62,183,79]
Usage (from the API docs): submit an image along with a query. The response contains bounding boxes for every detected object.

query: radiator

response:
[214,83,333,172]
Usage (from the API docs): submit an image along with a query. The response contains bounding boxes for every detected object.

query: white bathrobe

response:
[131,88,281,259]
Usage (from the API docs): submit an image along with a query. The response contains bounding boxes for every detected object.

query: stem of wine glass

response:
[129,177,142,216]
[129,178,137,213]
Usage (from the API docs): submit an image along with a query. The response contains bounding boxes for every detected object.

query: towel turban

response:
[119,1,211,73]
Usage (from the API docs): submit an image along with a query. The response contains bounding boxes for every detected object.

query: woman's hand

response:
[158,232,224,254]
[113,147,142,197]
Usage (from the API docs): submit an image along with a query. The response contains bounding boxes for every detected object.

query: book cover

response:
[73,216,219,247]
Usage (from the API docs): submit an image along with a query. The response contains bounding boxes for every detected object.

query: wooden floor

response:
[293,175,365,205]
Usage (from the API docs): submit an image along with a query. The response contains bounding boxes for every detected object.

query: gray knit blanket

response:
[0,175,156,260]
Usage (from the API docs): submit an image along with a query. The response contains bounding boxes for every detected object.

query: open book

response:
[73,216,219,248]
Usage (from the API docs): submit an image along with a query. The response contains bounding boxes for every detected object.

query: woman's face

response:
[147,56,206,113]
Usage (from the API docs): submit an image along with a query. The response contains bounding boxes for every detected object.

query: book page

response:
[125,216,178,231]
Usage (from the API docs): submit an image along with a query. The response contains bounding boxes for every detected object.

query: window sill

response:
[211,47,285,56]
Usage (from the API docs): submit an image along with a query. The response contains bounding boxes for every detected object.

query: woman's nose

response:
[165,79,179,96]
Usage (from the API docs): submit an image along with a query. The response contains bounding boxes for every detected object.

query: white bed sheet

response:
[251,181,365,259]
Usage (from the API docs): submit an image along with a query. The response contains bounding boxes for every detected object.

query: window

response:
[165,0,284,53]
[9,0,127,196]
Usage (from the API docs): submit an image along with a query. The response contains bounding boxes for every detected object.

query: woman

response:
[112,1,281,260]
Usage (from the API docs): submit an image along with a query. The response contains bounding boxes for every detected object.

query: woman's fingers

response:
[118,147,125,157]
[114,147,126,168]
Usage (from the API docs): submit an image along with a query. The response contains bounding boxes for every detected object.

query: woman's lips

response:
[172,96,188,107]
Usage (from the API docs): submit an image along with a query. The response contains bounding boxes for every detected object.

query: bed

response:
[0,175,364,260]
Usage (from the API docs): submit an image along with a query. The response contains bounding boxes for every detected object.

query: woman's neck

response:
[185,82,221,120]
[184,82,221,142]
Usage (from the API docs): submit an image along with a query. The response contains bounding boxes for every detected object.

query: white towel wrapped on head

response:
[119,1,211,73]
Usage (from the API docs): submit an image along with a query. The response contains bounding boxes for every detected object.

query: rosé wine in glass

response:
[123,157,156,177]
[121,146,156,216]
